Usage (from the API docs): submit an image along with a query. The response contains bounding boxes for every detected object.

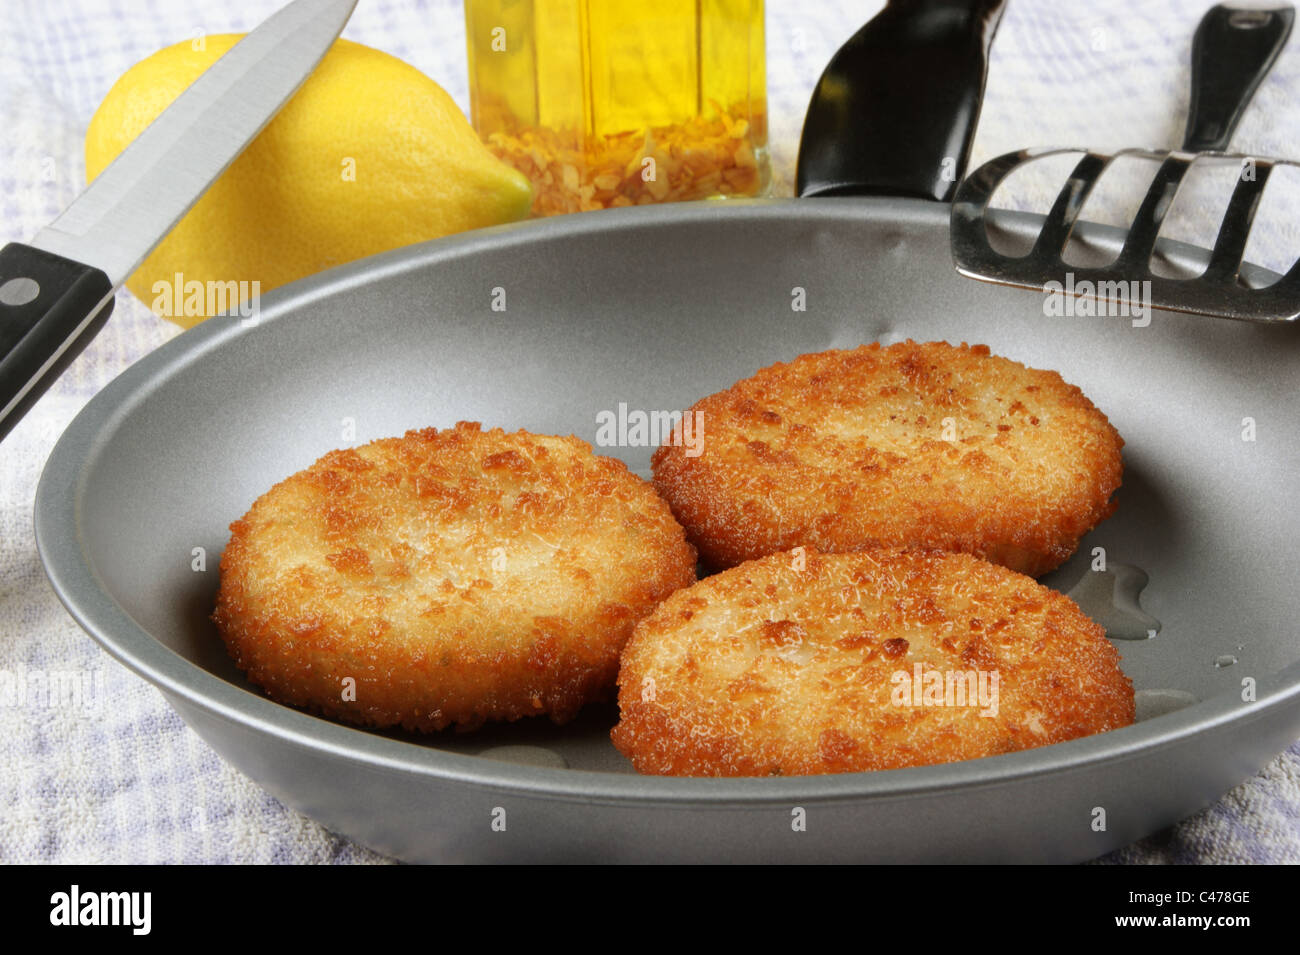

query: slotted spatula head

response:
[951,2,1298,323]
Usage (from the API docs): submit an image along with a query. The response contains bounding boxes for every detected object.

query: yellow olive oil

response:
[465,0,768,214]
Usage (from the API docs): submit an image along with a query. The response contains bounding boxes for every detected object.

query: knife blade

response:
[0,0,359,442]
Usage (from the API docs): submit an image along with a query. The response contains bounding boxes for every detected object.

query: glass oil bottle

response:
[464,1,768,215]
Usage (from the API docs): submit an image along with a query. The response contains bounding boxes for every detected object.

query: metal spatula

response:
[951,2,1297,323]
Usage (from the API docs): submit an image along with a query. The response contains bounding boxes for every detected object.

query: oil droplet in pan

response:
[1064,564,1162,640]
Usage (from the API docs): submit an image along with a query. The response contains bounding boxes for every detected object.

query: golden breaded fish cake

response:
[612,548,1134,776]
[652,340,1124,576]
[214,422,697,732]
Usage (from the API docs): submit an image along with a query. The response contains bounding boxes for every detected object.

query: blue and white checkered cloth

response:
[1,0,1297,863]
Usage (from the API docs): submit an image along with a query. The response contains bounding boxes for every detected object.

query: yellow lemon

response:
[85,35,533,328]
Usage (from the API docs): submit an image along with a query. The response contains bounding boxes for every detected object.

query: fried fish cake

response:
[214,422,697,732]
[612,548,1134,776]
[652,340,1124,576]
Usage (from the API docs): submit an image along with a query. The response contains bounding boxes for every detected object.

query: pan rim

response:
[35,196,1300,806]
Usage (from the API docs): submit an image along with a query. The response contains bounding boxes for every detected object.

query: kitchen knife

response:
[0,0,359,442]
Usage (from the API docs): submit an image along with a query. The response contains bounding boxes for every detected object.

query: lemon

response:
[85,35,533,328]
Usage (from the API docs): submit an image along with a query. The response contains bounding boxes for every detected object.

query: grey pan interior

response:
[35,198,1300,862]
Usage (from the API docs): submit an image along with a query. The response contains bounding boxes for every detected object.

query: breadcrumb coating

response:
[613,548,1135,776]
[652,340,1124,576]
[214,422,697,731]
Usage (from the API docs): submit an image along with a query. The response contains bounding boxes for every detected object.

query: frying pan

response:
[33,1,1300,862]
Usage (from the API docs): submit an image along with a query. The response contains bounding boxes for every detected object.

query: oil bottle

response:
[464,1,768,215]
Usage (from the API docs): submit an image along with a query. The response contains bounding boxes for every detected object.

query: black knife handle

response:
[0,243,114,442]
[1184,3,1294,152]
[796,0,1006,201]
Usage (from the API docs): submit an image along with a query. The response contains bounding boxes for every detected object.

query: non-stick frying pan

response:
[33,1,1300,862]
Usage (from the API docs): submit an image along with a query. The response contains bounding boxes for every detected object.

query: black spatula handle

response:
[0,243,114,442]
[1184,3,1294,152]
[796,0,1006,201]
